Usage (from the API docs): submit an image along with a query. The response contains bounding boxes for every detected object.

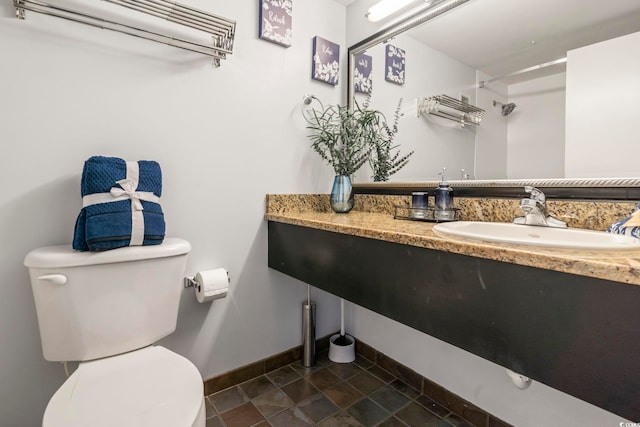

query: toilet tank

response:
[24,238,191,362]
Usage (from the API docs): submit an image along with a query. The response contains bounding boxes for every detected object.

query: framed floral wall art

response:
[312,36,340,86]
[385,44,405,85]
[354,53,372,94]
[259,0,293,47]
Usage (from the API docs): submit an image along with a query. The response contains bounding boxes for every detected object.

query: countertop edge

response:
[265,212,640,287]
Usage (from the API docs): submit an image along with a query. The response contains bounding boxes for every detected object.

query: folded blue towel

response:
[607,204,640,239]
[73,156,165,251]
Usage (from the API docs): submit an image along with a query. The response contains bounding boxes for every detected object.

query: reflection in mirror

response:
[347,0,640,183]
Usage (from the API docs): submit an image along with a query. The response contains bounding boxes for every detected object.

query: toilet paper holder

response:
[183,269,230,303]
[183,272,230,288]
[183,276,198,288]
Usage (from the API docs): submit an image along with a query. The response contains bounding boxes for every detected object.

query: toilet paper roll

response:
[194,268,229,303]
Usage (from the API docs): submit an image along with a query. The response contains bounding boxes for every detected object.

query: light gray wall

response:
[0,1,344,425]
[566,30,640,178]
[507,73,566,179]
[345,0,384,46]
[474,71,508,179]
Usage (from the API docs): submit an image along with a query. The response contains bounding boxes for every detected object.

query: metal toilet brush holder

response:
[302,301,316,367]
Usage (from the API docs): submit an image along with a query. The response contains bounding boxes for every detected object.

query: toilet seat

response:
[44,346,204,427]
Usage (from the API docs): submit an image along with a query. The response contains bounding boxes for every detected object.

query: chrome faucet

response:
[513,186,567,228]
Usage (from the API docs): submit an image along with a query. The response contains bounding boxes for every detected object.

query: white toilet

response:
[24,238,205,427]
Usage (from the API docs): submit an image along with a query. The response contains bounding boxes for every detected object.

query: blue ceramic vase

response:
[330,175,354,213]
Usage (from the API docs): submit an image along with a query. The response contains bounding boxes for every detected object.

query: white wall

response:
[474,71,508,179]
[507,73,566,179]
[565,31,640,178]
[345,0,384,46]
[0,1,344,425]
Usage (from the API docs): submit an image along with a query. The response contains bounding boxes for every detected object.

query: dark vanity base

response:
[268,221,640,421]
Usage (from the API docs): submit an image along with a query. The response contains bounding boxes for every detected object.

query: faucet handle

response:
[524,186,546,204]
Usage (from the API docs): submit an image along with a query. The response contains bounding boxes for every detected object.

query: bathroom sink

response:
[433,221,640,251]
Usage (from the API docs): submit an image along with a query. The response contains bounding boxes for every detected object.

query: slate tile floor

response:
[205,350,474,427]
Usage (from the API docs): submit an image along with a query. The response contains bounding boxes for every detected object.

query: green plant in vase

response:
[305,96,413,211]
[306,100,379,176]
[305,99,377,213]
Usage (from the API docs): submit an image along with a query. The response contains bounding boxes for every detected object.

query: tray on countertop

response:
[393,206,459,223]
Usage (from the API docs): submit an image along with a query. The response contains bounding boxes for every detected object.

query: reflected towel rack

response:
[14,0,236,66]
[417,94,485,127]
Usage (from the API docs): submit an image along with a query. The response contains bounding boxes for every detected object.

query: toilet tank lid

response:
[24,238,191,268]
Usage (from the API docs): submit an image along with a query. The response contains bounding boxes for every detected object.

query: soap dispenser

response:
[435,167,455,220]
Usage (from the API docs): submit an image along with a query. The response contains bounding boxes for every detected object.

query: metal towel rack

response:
[417,94,485,127]
[14,0,236,66]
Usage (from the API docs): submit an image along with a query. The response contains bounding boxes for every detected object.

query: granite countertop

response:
[265,209,640,287]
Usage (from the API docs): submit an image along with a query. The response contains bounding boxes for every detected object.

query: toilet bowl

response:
[44,346,205,427]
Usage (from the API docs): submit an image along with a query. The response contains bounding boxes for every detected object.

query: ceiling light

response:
[366,0,416,22]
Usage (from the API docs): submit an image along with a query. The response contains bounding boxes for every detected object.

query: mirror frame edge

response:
[353,178,640,200]
[347,0,640,201]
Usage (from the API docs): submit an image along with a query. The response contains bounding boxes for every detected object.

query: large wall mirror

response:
[347,0,640,197]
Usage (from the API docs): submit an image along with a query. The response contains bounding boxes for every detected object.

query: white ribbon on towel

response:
[82,161,160,246]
